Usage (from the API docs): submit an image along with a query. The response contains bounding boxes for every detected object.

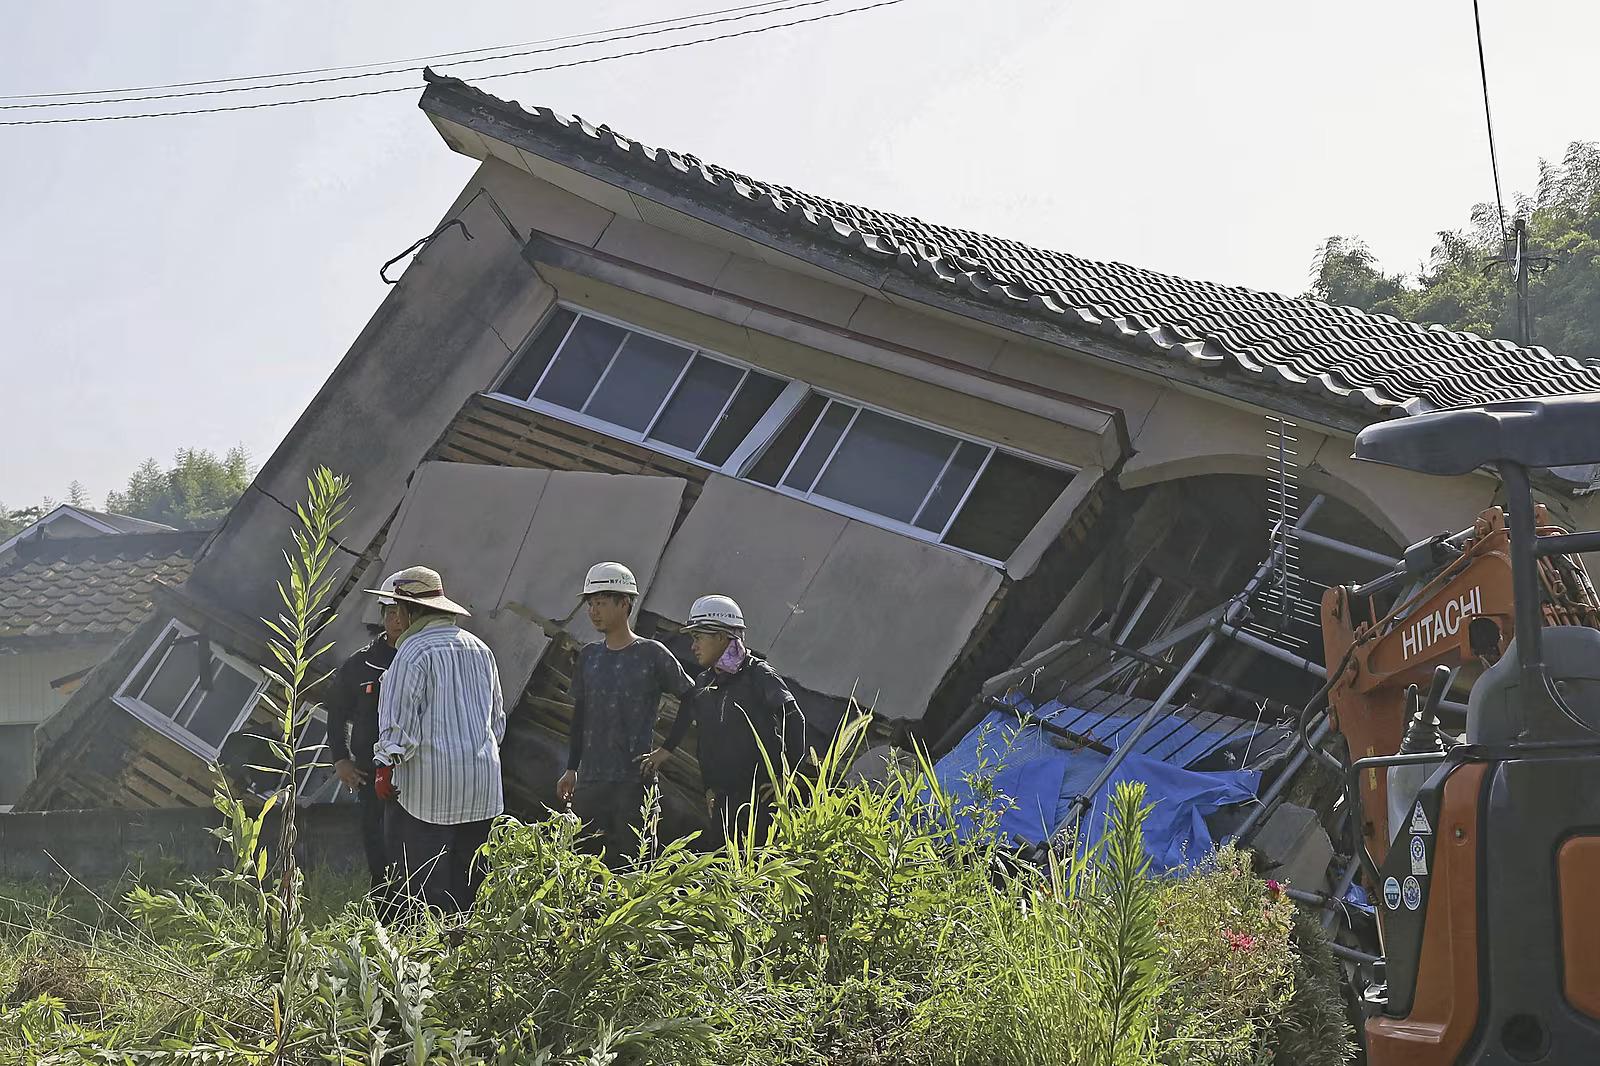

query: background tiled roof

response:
[422,73,1600,415]
[0,532,207,641]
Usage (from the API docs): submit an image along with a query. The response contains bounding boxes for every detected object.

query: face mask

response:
[716,638,748,673]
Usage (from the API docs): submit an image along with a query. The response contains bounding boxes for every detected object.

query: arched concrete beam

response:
[1119,388,1497,547]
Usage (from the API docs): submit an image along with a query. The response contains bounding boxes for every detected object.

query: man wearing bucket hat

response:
[368,566,505,913]
[323,571,403,897]
[557,561,694,864]
[643,595,807,848]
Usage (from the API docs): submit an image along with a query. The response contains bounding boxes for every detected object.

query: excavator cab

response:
[1338,396,1600,1064]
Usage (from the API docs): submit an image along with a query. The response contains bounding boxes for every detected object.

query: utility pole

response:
[1485,215,1554,347]
[1511,217,1532,346]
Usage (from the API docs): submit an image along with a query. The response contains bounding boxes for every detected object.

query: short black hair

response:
[587,591,634,609]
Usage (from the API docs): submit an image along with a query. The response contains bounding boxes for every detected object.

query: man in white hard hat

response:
[323,571,404,898]
[644,595,807,848]
[558,561,693,864]
[368,566,505,913]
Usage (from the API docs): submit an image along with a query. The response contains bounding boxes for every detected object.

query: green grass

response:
[0,739,1353,1065]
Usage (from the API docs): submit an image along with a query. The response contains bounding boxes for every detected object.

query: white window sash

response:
[910,439,965,529]
[726,380,811,477]
[488,303,1078,562]
[114,620,267,761]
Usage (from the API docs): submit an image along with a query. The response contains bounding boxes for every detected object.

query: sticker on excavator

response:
[1374,778,1446,1018]
[1409,835,1429,875]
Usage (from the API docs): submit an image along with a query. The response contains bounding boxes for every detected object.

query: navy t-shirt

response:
[567,638,693,782]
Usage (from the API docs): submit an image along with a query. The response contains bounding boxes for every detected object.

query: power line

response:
[1,0,839,111]
[0,0,793,101]
[1471,0,1509,243]
[0,0,908,127]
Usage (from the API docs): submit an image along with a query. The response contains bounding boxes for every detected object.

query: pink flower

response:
[1265,879,1283,899]
[1224,929,1257,952]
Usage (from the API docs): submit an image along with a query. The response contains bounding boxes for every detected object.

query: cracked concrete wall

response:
[186,183,557,623]
[324,463,684,702]
[644,476,1002,720]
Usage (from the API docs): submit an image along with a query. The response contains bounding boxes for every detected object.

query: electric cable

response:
[0,1,793,100]
[0,0,907,127]
[0,0,841,111]
[1471,0,1509,242]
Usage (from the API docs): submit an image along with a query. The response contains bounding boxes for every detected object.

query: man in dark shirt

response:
[557,561,693,864]
[644,595,806,848]
[324,579,403,893]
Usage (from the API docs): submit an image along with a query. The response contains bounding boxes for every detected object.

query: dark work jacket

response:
[664,655,806,795]
[324,636,395,769]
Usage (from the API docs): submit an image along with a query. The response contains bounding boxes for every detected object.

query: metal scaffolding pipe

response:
[1220,625,1329,678]
[1322,854,1365,931]
[1295,528,1402,570]
[1062,528,1303,832]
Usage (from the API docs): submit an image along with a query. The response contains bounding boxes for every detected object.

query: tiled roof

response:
[421,72,1600,416]
[0,532,207,642]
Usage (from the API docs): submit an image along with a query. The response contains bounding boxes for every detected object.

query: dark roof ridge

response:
[9,529,211,566]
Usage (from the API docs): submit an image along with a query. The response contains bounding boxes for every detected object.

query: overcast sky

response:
[4,0,1596,508]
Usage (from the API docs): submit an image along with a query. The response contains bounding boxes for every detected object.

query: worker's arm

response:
[488,657,506,746]
[657,644,695,699]
[323,657,355,764]
[372,648,424,769]
[662,684,701,752]
[565,655,586,773]
[641,647,699,774]
[759,668,808,774]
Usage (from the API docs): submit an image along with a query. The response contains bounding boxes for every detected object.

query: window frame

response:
[113,619,268,760]
[489,303,1077,564]
[758,396,1000,543]
[490,304,796,470]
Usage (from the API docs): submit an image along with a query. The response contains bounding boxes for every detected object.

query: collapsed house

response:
[22,73,1600,875]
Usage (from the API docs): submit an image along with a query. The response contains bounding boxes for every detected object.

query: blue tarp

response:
[933,707,1261,872]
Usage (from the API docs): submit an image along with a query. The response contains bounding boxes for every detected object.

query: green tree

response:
[0,504,45,540]
[1309,141,1600,356]
[104,446,253,529]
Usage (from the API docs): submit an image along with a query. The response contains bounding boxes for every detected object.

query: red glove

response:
[373,764,398,801]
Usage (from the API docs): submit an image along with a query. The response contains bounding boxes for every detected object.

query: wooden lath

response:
[436,395,709,526]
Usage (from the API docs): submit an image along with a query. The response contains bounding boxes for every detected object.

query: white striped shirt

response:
[374,617,506,825]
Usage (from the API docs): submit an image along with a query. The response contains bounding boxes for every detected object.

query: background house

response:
[21,72,1600,832]
[0,505,177,566]
[0,524,206,806]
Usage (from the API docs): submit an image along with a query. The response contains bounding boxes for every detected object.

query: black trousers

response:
[572,779,650,865]
[709,786,776,849]
[384,803,493,914]
[355,780,390,888]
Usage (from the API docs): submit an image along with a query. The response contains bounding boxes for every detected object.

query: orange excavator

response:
[1312,395,1600,1064]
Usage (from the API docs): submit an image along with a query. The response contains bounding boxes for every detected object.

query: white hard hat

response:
[685,594,745,634]
[374,570,402,606]
[582,561,639,598]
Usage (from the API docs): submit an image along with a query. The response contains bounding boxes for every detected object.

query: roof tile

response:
[420,73,1600,414]
[0,533,206,642]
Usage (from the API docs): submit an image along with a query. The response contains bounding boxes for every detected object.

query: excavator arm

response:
[1321,506,1600,863]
